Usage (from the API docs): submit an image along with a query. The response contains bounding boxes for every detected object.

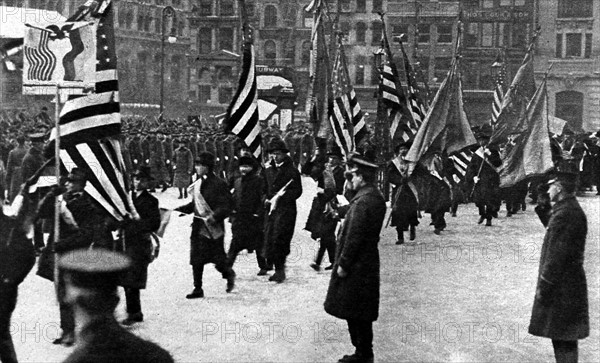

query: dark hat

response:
[132,166,154,180]
[549,159,579,184]
[266,138,289,153]
[238,155,255,167]
[58,249,131,289]
[28,132,46,142]
[195,151,216,168]
[348,150,378,170]
[394,141,412,153]
[66,167,87,184]
[327,144,344,158]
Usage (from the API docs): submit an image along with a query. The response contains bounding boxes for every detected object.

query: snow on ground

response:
[10,176,600,362]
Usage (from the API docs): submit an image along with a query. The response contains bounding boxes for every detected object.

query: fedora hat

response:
[266,138,289,153]
[327,144,344,158]
[195,151,216,168]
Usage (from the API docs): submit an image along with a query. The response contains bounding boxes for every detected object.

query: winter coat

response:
[465,148,502,207]
[529,196,589,340]
[20,146,44,186]
[263,156,302,259]
[175,173,232,265]
[5,145,27,202]
[324,184,386,322]
[173,147,193,188]
[304,161,344,239]
[230,172,265,251]
[119,190,160,289]
[387,161,419,229]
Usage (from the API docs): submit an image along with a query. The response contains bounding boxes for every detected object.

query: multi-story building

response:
[537,0,600,132]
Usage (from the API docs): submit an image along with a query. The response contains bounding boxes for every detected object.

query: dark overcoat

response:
[20,146,44,183]
[62,318,173,363]
[264,156,302,259]
[6,145,27,202]
[230,172,265,251]
[464,148,502,207]
[173,147,193,189]
[324,184,386,322]
[176,173,232,265]
[387,162,419,230]
[529,196,589,340]
[120,190,160,289]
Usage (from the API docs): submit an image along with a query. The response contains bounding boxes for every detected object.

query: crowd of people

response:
[1,108,599,362]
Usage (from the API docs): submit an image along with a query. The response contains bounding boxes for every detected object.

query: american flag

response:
[23,31,57,81]
[379,20,416,144]
[47,0,135,221]
[490,53,507,129]
[329,37,366,156]
[398,38,427,127]
[449,148,473,183]
[224,29,261,159]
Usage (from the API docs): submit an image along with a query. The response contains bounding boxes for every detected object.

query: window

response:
[216,66,233,81]
[340,22,350,37]
[512,23,527,48]
[566,33,583,57]
[219,28,233,51]
[556,34,563,58]
[585,34,592,58]
[356,0,366,13]
[417,24,430,43]
[264,40,277,65]
[500,0,511,5]
[437,24,452,44]
[483,0,494,8]
[125,11,134,29]
[556,32,592,58]
[339,0,351,12]
[198,28,212,54]
[515,0,526,5]
[265,5,278,28]
[434,57,451,80]
[372,0,382,12]
[198,85,211,104]
[481,23,494,47]
[392,24,409,41]
[155,10,161,33]
[145,17,152,32]
[355,55,366,85]
[301,41,311,66]
[371,21,382,45]
[285,40,295,63]
[220,0,234,16]
[497,23,509,47]
[356,22,366,43]
[556,91,583,132]
[464,23,478,47]
[219,86,233,104]
[558,0,592,18]
[199,0,212,16]
[417,58,429,82]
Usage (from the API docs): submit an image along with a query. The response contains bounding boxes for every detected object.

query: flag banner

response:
[449,148,473,183]
[22,20,97,94]
[406,23,477,172]
[1,38,24,71]
[490,52,507,129]
[224,31,262,159]
[499,77,553,188]
[490,28,540,146]
[329,36,366,156]
[398,39,427,127]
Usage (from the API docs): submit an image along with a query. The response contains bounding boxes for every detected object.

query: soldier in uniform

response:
[36,168,115,346]
[263,139,302,283]
[21,132,47,252]
[129,134,143,169]
[162,133,174,185]
[5,135,27,203]
[324,153,386,363]
[529,162,589,362]
[58,249,173,363]
[119,167,161,326]
[175,152,236,298]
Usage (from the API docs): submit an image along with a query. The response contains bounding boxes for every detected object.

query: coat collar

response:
[350,184,379,203]
[552,195,578,213]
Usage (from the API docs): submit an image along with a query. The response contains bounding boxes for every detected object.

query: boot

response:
[121,312,144,326]
[485,218,492,227]
[310,262,321,271]
[185,288,204,299]
[269,269,286,283]
[395,233,404,245]
[409,225,416,241]
[477,216,485,224]
[226,270,236,293]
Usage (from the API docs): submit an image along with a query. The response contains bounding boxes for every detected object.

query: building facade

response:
[536,0,600,132]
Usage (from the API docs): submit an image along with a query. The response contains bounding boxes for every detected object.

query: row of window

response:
[117,8,185,36]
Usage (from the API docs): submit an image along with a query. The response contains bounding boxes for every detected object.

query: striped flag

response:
[398,38,427,127]
[224,31,261,159]
[379,18,416,144]
[23,31,57,81]
[490,52,507,129]
[328,36,366,156]
[449,148,473,183]
[46,0,135,222]
[1,38,24,71]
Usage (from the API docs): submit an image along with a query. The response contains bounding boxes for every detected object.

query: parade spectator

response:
[119,167,161,326]
[324,152,386,363]
[58,249,173,363]
[529,161,589,363]
[264,139,303,283]
[175,152,236,299]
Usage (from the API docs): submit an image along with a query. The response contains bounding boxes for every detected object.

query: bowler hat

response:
[58,249,131,289]
[66,167,87,184]
[266,138,289,153]
[238,155,255,167]
[132,166,154,180]
[195,151,216,168]
[348,149,378,170]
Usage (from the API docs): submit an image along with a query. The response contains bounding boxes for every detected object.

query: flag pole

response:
[53,83,61,248]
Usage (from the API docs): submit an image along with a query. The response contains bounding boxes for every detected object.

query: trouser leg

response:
[0,285,18,363]
[125,288,142,315]
[347,319,374,358]
[315,240,326,265]
[552,340,578,363]
[55,268,74,335]
[192,264,204,289]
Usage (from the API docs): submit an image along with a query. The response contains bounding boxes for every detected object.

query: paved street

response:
[10,176,600,362]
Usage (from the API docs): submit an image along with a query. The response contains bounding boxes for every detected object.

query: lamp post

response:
[160,5,176,123]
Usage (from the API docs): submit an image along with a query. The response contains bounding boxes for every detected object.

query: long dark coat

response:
[324,184,386,322]
[264,156,302,259]
[120,190,160,289]
[20,146,44,184]
[173,147,193,189]
[230,172,265,252]
[464,148,502,208]
[529,196,589,340]
[387,162,419,230]
[5,145,27,202]
[176,173,232,265]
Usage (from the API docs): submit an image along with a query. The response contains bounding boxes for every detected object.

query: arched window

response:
[556,91,584,132]
[264,40,277,65]
[301,41,311,66]
[356,22,366,43]
[264,5,278,28]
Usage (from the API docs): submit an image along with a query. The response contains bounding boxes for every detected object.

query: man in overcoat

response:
[324,153,386,363]
[173,139,194,199]
[21,132,46,251]
[119,167,161,326]
[263,139,302,283]
[529,162,589,363]
[175,152,235,298]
